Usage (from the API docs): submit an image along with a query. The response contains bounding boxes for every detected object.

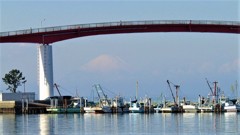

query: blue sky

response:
[0,0,239,101]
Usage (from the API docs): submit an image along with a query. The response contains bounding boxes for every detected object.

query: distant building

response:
[0,92,35,101]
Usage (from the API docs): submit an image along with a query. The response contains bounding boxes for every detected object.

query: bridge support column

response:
[38,44,54,100]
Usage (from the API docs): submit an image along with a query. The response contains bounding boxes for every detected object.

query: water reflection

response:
[39,114,50,135]
[0,114,16,134]
[223,113,239,133]
[182,113,198,133]
[0,113,239,134]
[161,113,183,134]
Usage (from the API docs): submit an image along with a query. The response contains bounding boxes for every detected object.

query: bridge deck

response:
[0,20,239,44]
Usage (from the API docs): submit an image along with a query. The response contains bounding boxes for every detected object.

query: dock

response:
[0,101,48,114]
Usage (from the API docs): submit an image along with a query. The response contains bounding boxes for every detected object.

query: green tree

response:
[2,69,26,93]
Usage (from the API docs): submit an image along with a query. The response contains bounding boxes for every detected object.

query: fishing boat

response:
[47,96,83,113]
[46,84,85,113]
[129,81,145,113]
[111,96,129,113]
[199,79,222,112]
[95,98,112,113]
[156,96,179,113]
[221,81,240,112]
[154,104,163,113]
[180,99,199,113]
[223,102,240,112]
[221,98,240,112]
[198,96,213,112]
[129,99,144,113]
[84,84,112,113]
[84,102,112,113]
[160,80,180,113]
[154,93,164,113]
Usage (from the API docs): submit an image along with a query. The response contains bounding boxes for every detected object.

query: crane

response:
[54,83,65,107]
[205,78,219,104]
[54,83,62,97]
[166,80,180,106]
[205,78,214,95]
[93,84,110,106]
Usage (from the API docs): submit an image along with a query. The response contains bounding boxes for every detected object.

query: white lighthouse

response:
[38,45,54,100]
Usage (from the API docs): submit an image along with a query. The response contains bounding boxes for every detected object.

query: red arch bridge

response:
[1,20,239,100]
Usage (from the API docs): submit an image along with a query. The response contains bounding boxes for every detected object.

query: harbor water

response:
[0,113,239,135]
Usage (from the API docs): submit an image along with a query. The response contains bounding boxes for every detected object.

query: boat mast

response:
[136,81,138,100]
[236,80,238,98]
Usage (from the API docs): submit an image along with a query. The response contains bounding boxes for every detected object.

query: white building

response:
[0,92,35,101]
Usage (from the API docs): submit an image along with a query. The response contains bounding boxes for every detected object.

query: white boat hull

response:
[154,108,162,113]
[198,106,213,112]
[84,106,112,113]
[182,105,199,113]
[161,106,179,113]
[84,107,98,113]
[129,107,144,113]
[224,105,240,112]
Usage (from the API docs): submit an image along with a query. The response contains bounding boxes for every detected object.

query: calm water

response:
[0,113,239,135]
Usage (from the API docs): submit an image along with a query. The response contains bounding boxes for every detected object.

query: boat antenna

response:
[236,80,238,98]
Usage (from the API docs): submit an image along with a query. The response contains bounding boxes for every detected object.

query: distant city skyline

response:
[0,0,239,100]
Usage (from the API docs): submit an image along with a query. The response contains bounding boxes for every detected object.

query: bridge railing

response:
[1,20,239,37]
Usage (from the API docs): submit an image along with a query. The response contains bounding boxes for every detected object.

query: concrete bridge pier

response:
[38,44,54,100]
